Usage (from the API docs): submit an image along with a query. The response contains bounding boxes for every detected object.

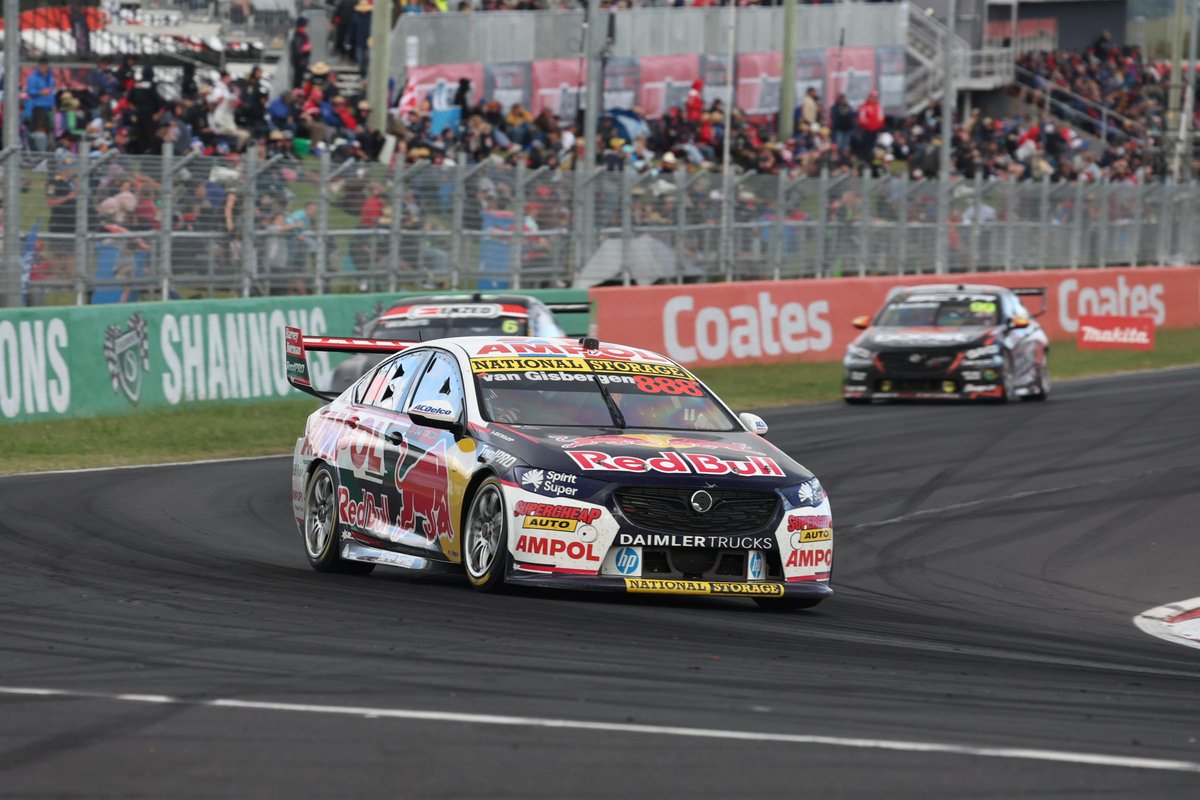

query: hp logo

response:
[615,547,640,576]
[748,551,764,580]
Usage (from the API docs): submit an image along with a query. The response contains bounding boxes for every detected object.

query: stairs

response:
[904,2,1014,115]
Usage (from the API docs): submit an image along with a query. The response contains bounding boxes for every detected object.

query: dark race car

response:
[842,284,1051,403]
[327,294,576,393]
[286,332,834,611]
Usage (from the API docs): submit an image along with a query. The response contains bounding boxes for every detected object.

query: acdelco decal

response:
[566,450,784,477]
[512,500,602,525]
[663,293,832,363]
[514,535,601,562]
[1058,276,1165,333]
[623,578,784,597]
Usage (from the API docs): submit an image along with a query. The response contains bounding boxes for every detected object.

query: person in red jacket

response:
[855,90,885,160]
[685,80,704,127]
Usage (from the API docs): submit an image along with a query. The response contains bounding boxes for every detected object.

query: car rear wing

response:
[1011,287,1048,317]
[285,327,415,401]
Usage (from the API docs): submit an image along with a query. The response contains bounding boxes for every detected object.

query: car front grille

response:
[641,548,784,580]
[614,486,780,534]
[877,350,959,376]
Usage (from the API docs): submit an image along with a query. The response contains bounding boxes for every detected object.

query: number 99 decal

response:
[634,376,703,396]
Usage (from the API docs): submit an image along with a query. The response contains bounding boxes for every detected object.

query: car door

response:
[396,350,464,548]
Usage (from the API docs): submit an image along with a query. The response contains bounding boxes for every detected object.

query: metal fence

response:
[5,149,1200,307]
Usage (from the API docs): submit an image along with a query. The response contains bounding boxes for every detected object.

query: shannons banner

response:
[0,290,588,424]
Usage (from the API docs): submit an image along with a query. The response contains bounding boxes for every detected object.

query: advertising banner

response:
[736,51,782,119]
[0,289,589,424]
[1076,315,1156,350]
[530,58,585,118]
[638,55,701,119]
[795,49,826,111]
[875,45,907,117]
[603,58,642,111]
[484,61,533,115]
[398,62,484,115]
[824,47,876,114]
[590,268,1200,368]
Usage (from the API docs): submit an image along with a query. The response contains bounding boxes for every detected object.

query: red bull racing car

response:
[287,332,833,610]
[842,284,1051,403]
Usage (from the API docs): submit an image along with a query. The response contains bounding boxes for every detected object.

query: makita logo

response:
[1080,325,1151,345]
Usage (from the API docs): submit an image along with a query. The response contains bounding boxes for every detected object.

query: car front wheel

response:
[463,478,510,592]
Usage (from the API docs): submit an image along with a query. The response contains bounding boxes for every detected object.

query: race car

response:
[842,284,1051,403]
[328,293,579,392]
[286,331,833,610]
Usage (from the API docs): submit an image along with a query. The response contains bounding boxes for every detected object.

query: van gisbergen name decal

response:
[566,450,785,477]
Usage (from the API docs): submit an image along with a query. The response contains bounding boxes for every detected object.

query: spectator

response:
[290,16,313,90]
[26,59,57,139]
[829,93,854,155]
[855,90,884,160]
[800,87,820,127]
[350,0,375,79]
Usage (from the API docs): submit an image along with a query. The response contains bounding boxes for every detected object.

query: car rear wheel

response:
[463,478,510,592]
[999,354,1017,403]
[303,463,374,575]
[753,597,824,612]
[1027,354,1051,401]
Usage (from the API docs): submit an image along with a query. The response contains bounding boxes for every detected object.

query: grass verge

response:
[3,327,1199,474]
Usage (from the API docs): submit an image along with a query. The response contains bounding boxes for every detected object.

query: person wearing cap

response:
[290,16,313,90]
[26,58,57,142]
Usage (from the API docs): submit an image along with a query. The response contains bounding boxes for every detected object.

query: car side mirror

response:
[852,315,871,330]
[1009,316,1030,329]
[407,399,462,432]
[739,412,769,435]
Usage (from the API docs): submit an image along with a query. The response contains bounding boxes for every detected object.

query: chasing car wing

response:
[285,327,416,401]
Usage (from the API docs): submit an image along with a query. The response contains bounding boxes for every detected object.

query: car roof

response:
[383,293,539,309]
[888,284,1011,299]
[423,336,679,364]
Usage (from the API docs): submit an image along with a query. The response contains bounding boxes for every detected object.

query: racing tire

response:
[1026,354,1051,402]
[463,478,511,593]
[999,354,1017,404]
[303,463,375,575]
[753,597,824,612]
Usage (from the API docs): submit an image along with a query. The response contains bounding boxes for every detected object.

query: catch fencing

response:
[5,148,1200,307]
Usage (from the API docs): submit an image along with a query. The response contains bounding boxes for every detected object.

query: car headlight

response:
[844,345,873,364]
[782,477,826,509]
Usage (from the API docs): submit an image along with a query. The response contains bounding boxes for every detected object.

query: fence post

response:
[722,169,735,282]
[857,171,870,277]
[1100,108,1109,144]
[74,140,91,306]
[1097,182,1110,268]
[772,170,786,281]
[1003,178,1016,271]
[1157,182,1173,265]
[816,168,829,277]
[449,156,467,290]
[241,147,258,297]
[1128,184,1145,266]
[897,172,909,275]
[674,170,687,284]
[159,144,175,300]
[935,171,948,275]
[1069,178,1084,269]
[621,168,634,286]
[1038,172,1050,270]
[572,163,585,284]
[388,158,405,293]
[969,172,982,272]
[510,159,527,291]
[315,150,331,295]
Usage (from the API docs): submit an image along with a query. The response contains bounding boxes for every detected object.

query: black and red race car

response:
[842,284,1051,403]
[329,293,579,392]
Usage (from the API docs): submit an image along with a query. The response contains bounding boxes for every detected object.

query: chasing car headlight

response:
[782,477,826,510]
[844,344,873,365]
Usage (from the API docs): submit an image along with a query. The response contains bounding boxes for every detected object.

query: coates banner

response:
[1076,316,1156,350]
[0,289,588,423]
[736,51,782,118]
[638,55,701,119]
[484,62,533,114]
[875,46,907,117]
[399,63,484,115]
[590,268,1200,368]
[531,58,584,118]
[825,47,876,114]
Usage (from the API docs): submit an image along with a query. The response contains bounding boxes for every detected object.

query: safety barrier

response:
[590,267,1200,368]
[0,288,588,423]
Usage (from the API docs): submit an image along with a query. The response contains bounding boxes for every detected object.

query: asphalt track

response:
[2,366,1200,798]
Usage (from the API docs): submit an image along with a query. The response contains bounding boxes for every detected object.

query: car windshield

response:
[369,305,528,339]
[471,357,737,431]
[875,294,1001,327]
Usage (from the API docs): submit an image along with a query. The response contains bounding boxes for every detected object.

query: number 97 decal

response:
[634,376,703,396]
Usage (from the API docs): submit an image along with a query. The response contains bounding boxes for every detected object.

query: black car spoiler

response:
[286,326,415,401]
[1011,287,1048,317]
[543,302,592,315]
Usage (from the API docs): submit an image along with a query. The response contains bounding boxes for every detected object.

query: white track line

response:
[1135,597,1200,652]
[1,685,1197,773]
[0,453,290,479]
